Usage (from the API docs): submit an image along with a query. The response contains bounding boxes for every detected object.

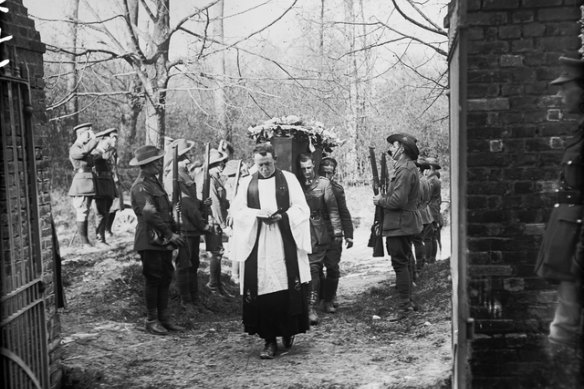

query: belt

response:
[95,171,112,177]
[76,168,92,173]
[553,189,582,206]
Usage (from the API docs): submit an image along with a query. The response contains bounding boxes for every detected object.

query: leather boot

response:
[323,278,339,313]
[106,210,117,235]
[189,269,200,304]
[206,255,234,298]
[78,221,93,247]
[158,309,185,332]
[308,290,319,325]
[145,319,168,335]
[176,270,192,306]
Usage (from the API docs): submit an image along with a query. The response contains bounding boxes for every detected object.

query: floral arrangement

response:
[247,115,345,153]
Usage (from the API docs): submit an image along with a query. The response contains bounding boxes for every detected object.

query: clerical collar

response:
[258,172,276,180]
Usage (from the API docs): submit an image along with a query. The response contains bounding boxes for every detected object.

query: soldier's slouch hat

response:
[425,157,441,169]
[129,145,165,166]
[415,156,430,168]
[551,56,584,85]
[386,132,420,160]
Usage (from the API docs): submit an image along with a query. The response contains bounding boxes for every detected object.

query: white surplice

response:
[231,170,312,296]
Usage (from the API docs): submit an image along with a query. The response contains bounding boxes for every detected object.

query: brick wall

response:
[461,0,581,387]
[1,1,62,388]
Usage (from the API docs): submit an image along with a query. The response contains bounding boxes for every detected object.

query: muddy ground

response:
[56,188,453,389]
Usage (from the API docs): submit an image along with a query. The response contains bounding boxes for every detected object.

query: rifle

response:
[201,143,211,223]
[367,146,385,257]
[233,159,243,197]
[172,145,181,233]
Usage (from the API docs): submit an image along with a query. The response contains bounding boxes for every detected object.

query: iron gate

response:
[0,67,50,389]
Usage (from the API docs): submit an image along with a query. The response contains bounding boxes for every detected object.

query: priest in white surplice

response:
[231,143,312,359]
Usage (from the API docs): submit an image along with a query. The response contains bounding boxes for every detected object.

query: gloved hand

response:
[345,238,353,249]
[334,235,343,244]
[203,197,212,207]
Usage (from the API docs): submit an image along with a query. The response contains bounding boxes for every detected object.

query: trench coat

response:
[303,176,342,249]
[378,158,423,237]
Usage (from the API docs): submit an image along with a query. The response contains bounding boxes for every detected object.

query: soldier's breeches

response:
[72,195,93,222]
[95,197,113,236]
[309,244,328,297]
[139,250,174,319]
[386,236,414,307]
[549,280,582,346]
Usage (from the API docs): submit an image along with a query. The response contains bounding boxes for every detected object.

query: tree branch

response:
[139,0,157,22]
[391,0,447,37]
[167,0,219,39]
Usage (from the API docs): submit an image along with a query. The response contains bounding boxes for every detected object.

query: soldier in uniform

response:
[373,133,422,319]
[318,157,353,313]
[92,128,119,245]
[298,154,342,324]
[68,123,99,248]
[426,157,442,263]
[105,136,123,237]
[163,139,210,312]
[535,56,584,362]
[206,148,233,297]
[412,157,434,276]
[130,145,185,335]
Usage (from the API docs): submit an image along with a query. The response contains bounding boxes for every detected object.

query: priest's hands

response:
[257,210,282,225]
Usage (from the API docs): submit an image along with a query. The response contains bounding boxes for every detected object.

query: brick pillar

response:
[1,1,62,388]
[459,0,581,387]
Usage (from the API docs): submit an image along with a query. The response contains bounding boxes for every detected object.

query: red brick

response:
[522,22,546,37]
[500,54,523,67]
[468,11,509,26]
[522,0,562,6]
[483,0,520,8]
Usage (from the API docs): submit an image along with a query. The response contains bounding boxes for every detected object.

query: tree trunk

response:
[344,0,358,181]
[211,0,229,141]
[66,0,80,124]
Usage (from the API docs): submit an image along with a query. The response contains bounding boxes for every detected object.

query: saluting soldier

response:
[318,157,353,313]
[298,153,343,325]
[425,157,442,263]
[68,123,99,248]
[130,145,185,336]
[373,133,422,320]
[92,128,119,245]
[535,56,584,361]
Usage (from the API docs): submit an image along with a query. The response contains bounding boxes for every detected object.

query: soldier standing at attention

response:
[206,148,234,297]
[299,154,342,325]
[535,56,583,367]
[130,145,185,335]
[318,157,353,313]
[412,157,434,276]
[163,139,210,313]
[425,157,442,263]
[68,123,99,249]
[373,133,422,320]
[105,134,124,237]
[92,128,119,246]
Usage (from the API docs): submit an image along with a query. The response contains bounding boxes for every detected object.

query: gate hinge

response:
[466,318,475,340]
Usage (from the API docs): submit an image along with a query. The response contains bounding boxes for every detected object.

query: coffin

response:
[271,135,323,178]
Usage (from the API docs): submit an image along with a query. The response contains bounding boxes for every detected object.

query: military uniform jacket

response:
[93,147,117,199]
[418,175,434,225]
[427,172,442,226]
[131,172,176,251]
[68,138,99,196]
[209,169,229,229]
[378,158,423,237]
[536,124,584,282]
[303,176,342,248]
[163,166,207,237]
[331,179,354,240]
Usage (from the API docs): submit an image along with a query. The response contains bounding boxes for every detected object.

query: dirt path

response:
[58,210,452,389]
